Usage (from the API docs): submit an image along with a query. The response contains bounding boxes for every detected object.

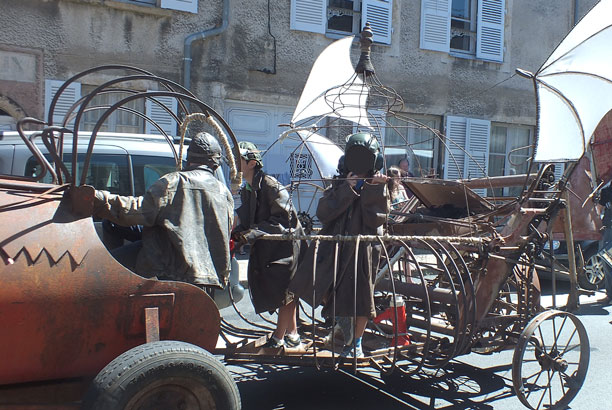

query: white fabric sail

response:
[291,36,371,129]
[534,0,612,162]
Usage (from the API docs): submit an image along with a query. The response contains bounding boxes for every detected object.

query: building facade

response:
[0,0,599,189]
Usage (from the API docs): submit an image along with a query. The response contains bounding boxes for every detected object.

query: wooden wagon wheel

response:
[512,310,589,410]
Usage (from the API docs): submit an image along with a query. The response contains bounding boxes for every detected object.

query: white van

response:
[0,130,244,309]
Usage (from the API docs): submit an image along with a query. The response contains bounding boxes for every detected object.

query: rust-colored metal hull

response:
[0,179,220,386]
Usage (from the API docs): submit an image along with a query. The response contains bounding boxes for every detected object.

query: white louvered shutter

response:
[420,0,451,53]
[466,118,491,196]
[45,79,81,127]
[552,162,565,186]
[290,0,326,34]
[443,115,467,180]
[160,0,198,13]
[476,0,505,62]
[362,0,393,45]
[145,93,178,136]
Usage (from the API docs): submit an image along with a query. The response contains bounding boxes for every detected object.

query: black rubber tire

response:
[81,341,241,410]
[578,244,607,290]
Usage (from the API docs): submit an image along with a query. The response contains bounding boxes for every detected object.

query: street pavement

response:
[223,257,612,410]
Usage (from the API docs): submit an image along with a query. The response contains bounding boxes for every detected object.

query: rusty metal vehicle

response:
[1,8,610,409]
[0,65,244,409]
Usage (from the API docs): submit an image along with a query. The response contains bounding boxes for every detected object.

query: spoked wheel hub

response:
[512,310,589,410]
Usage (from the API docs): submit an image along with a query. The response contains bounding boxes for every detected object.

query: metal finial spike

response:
[356,23,375,76]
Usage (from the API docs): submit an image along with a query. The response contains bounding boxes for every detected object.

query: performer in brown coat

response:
[290,132,389,357]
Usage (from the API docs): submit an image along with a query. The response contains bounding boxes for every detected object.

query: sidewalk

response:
[235,251,249,287]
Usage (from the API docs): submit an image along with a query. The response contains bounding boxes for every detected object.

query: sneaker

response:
[284,333,302,348]
[339,344,364,358]
[263,337,284,349]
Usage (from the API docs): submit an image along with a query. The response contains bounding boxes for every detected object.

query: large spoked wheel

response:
[81,341,241,410]
[512,310,589,410]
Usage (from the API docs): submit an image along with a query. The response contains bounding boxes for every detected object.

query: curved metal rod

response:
[415,238,461,369]
[432,239,469,356]
[15,118,51,183]
[81,91,240,187]
[395,239,432,377]
[29,132,58,184]
[375,236,400,377]
[40,128,73,185]
[330,241,340,369]
[310,239,321,370]
[70,76,191,179]
[47,65,193,127]
[443,240,477,355]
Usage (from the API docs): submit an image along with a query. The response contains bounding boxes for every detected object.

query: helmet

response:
[238,141,264,167]
[344,132,384,175]
[187,132,222,169]
[336,155,346,175]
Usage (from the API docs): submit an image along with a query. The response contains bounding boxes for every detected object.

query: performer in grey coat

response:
[232,141,304,349]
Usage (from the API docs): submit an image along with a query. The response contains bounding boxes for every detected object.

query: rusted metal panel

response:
[0,180,220,386]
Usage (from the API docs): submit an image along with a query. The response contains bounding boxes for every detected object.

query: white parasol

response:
[531,0,612,162]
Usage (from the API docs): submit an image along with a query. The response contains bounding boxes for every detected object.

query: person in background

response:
[386,166,409,209]
[92,132,234,290]
[232,141,304,349]
[397,157,415,198]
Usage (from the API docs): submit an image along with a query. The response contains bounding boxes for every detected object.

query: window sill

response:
[60,0,173,17]
[324,32,391,47]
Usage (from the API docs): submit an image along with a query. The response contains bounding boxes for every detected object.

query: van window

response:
[131,155,178,196]
[25,153,131,196]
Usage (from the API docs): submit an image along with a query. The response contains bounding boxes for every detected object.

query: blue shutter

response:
[290,0,326,34]
[443,115,467,180]
[420,0,451,53]
[477,0,505,62]
[160,0,198,13]
[362,0,393,45]
[466,118,491,196]
[145,93,178,136]
[45,79,81,127]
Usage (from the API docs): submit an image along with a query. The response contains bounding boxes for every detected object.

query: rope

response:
[177,113,242,192]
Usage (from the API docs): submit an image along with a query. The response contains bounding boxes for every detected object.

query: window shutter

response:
[145,94,178,136]
[45,79,81,127]
[362,0,393,45]
[160,0,198,14]
[476,0,505,62]
[290,0,326,34]
[443,115,467,180]
[420,0,451,53]
[466,118,491,196]
[552,162,565,186]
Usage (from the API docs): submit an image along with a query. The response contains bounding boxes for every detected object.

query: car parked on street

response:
[0,130,245,309]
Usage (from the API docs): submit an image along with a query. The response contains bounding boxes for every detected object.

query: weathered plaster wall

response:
[0,0,601,125]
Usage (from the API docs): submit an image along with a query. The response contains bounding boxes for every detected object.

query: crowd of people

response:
[92,130,420,358]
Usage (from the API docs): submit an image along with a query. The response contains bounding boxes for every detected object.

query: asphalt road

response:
[221,280,612,410]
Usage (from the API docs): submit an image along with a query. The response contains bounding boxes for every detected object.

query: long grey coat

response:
[289,179,389,318]
[234,170,303,314]
[94,165,234,288]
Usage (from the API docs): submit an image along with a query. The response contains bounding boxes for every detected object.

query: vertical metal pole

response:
[563,190,579,310]
[549,235,557,309]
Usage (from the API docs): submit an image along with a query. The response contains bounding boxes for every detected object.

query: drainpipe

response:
[573,0,579,26]
[183,0,230,90]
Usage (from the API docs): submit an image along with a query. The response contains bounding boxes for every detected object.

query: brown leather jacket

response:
[94,165,233,288]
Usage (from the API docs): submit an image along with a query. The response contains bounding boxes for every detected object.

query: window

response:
[81,86,145,134]
[45,80,178,136]
[385,115,440,177]
[327,1,362,36]
[117,0,198,13]
[25,153,131,196]
[488,125,533,197]
[420,0,505,62]
[131,155,179,195]
[450,0,476,54]
[290,0,393,45]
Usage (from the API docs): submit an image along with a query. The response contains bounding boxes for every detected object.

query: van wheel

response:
[579,246,607,290]
[81,341,240,410]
